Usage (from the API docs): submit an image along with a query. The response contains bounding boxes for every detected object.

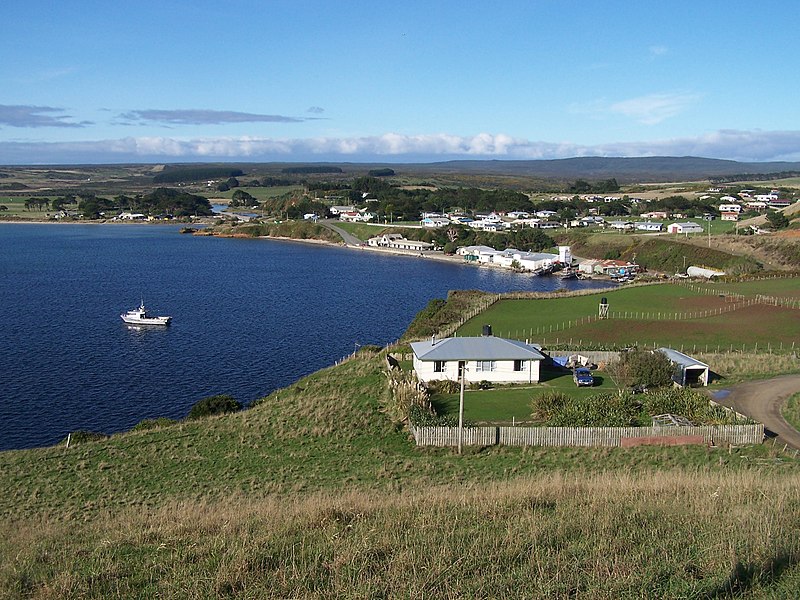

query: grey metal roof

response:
[658,348,709,369]
[411,337,545,361]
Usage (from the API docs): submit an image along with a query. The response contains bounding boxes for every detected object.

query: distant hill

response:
[404,156,800,184]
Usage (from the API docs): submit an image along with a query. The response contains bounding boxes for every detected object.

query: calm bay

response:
[0,223,610,450]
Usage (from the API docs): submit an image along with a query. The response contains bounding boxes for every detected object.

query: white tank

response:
[687,266,725,279]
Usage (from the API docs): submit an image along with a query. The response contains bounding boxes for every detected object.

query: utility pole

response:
[458,361,466,454]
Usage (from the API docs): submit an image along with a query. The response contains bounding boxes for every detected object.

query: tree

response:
[607,348,675,390]
[765,210,790,229]
[230,189,257,207]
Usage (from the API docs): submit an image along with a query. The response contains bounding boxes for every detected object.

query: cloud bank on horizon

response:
[2,1,799,165]
[3,127,800,164]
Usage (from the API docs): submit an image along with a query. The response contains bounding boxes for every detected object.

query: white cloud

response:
[2,129,800,163]
[649,45,668,56]
[610,92,702,125]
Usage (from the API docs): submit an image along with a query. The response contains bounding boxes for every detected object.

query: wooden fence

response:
[409,423,764,448]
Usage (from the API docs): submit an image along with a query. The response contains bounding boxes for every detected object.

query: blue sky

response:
[2,0,799,164]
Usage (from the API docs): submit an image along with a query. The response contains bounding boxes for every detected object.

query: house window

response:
[433,361,446,373]
[476,360,496,372]
[513,360,526,372]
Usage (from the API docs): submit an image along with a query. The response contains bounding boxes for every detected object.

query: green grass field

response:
[332,220,390,240]
[456,282,800,351]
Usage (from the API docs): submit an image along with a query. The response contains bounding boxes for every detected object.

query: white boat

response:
[121,301,172,326]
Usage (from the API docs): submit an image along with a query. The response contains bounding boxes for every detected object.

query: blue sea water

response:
[0,224,610,450]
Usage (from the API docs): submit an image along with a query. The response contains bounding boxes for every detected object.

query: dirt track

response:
[716,374,800,450]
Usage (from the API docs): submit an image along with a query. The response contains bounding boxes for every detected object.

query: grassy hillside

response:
[555,231,763,274]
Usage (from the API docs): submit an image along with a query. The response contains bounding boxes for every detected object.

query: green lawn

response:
[432,368,617,423]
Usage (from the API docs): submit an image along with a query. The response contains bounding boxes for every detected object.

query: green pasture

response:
[703,276,800,299]
[457,282,800,350]
[0,197,52,217]
[432,368,616,423]
[333,220,389,240]
[459,284,700,336]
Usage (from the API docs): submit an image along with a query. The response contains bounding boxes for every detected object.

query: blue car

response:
[573,367,594,387]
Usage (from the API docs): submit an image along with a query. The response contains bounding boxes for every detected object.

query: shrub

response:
[427,379,460,395]
[187,394,242,419]
[530,391,570,422]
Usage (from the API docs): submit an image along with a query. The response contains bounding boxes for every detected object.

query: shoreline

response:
[1,217,620,280]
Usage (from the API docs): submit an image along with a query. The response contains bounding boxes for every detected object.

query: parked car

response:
[573,367,594,387]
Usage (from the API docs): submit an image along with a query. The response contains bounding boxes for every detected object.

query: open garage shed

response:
[658,348,710,387]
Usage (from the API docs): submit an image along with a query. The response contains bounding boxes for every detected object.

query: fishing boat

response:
[120,301,171,326]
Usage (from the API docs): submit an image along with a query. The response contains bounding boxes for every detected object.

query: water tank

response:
[687,266,725,279]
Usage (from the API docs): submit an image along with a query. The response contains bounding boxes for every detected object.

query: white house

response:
[667,222,704,234]
[368,234,435,252]
[720,211,739,221]
[410,334,545,384]
[640,211,669,220]
[459,245,503,264]
[718,203,741,213]
[608,220,634,230]
[634,222,664,231]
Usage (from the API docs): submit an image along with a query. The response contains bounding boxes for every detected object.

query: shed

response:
[658,348,710,387]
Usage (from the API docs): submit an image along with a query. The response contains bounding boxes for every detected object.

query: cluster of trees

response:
[78,188,213,218]
[567,178,620,193]
[215,177,240,192]
[638,195,718,217]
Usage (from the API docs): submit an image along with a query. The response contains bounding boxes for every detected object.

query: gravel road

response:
[714,375,800,450]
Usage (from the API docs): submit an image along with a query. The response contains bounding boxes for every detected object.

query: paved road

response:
[715,374,800,450]
[318,220,362,246]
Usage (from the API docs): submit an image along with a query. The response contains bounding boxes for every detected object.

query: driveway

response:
[713,375,800,450]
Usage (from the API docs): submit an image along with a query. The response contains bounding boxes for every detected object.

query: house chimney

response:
[482,324,492,337]
[431,334,436,345]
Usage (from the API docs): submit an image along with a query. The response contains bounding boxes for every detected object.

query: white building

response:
[410,334,545,384]
[634,222,664,231]
[368,234,435,252]
[667,222,704,234]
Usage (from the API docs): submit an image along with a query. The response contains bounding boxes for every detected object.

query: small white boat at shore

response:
[121,301,171,326]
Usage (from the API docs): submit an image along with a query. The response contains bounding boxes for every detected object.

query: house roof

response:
[411,336,545,361]
[658,348,709,370]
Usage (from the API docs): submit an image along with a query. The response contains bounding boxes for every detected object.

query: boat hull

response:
[121,315,171,326]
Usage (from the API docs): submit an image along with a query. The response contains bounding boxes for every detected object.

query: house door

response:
[458,361,466,378]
